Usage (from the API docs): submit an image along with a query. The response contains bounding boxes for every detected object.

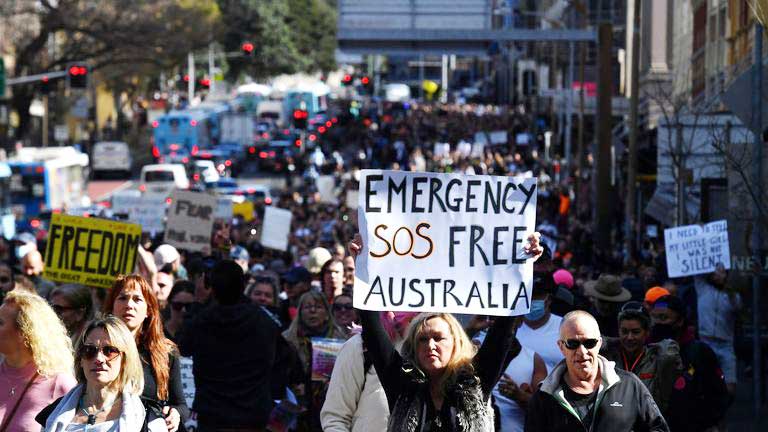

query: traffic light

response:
[360,76,373,94]
[341,74,353,86]
[242,42,255,56]
[198,77,211,89]
[40,75,52,94]
[292,109,308,129]
[67,63,88,89]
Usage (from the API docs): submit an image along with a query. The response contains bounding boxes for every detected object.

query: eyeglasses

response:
[79,344,121,361]
[51,304,76,315]
[333,303,354,311]
[561,338,601,350]
[171,301,192,312]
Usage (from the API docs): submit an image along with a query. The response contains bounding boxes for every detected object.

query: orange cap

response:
[644,286,670,304]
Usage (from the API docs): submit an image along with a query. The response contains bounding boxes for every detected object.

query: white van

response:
[92,141,132,178]
[139,164,189,196]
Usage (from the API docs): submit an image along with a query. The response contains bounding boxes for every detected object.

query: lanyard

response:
[621,349,645,373]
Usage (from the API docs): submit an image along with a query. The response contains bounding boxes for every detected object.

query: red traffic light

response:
[42,76,49,83]
[342,74,353,84]
[361,76,370,85]
[293,109,308,120]
[183,75,190,82]
[242,42,255,54]
[69,66,88,76]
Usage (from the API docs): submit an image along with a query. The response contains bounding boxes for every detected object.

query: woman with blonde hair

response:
[350,232,544,431]
[0,291,76,431]
[40,316,166,431]
[103,275,187,432]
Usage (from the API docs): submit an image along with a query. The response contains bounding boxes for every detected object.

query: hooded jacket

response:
[525,355,669,432]
[177,297,279,429]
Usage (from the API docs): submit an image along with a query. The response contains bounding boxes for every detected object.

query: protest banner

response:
[317,175,337,204]
[165,190,216,252]
[261,206,293,251]
[178,357,198,431]
[111,193,166,233]
[457,141,472,157]
[490,130,508,145]
[355,170,538,316]
[664,220,731,277]
[215,196,233,220]
[310,338,345,381]
[44,214,141,288]
[473,131,488,145]
[233,201,255,221]
[434,142,451,158]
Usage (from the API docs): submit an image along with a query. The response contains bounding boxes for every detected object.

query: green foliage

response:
[286,0,337,75]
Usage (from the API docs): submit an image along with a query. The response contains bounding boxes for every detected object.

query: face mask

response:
[525,300,547,321]
[15,244,34,260]
[650,323,678,342]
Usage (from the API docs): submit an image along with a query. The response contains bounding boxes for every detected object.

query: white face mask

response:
[15,243,34,260]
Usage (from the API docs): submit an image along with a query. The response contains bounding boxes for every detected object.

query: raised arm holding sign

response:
[354,170,539,317]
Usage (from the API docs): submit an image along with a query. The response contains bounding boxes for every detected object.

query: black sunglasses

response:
[51,304,76,315]
[171,301,192,312]
[561,338,601,350]
[333,303,354,311]
[79,344,121,361]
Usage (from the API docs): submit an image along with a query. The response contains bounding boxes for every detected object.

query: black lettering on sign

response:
[511,283,529,310]
[411,177,428,213]
[364,275,387,306]
[98,231,114,274]
[365,174,383,213]
[70,227,88,272]
[387,177,407,213]
[408,279,424,307]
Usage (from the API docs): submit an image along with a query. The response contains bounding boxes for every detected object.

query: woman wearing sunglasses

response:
[49,284,95,345]
[41,316,166,431]
[331,293,358,333]
[103,275,188,432]
[282,290,348,430]
[0,291,76,432]
[162,281,195,342]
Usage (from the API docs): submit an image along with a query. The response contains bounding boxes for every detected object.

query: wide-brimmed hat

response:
[583,274,631,302]
[307,247,332,274]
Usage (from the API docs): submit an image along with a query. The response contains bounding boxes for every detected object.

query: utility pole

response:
[565,40,575,181]
[595,22,613,251]
[208,44,215,94]
[187,52,195,102]
[750,22,763,426]
[42,94,49,147]
[676,122,685,225]
[625,0,641,261]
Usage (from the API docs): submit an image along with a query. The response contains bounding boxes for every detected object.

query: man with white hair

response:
[525,310,669,431]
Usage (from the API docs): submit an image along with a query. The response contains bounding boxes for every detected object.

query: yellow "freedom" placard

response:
[44,214,142,288]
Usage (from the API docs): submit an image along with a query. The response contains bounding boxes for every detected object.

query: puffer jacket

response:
[525,355,669,432]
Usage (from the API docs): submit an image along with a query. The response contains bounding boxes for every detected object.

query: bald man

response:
[21,250,55,299]
[525,310,669,432]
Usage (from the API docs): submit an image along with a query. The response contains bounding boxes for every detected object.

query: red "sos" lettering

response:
[369,223,434,259]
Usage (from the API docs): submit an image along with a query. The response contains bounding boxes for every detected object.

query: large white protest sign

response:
[112,194,166,233]
[317,175,337,204]
[261,206,293,251]
[355,170,538,316]
[473,132,488,145]
[165,190,216,252]
[664,220,731,277]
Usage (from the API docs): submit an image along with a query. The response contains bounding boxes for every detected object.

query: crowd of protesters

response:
[0,101,746,431]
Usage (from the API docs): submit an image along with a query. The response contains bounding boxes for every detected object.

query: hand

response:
[498,374,534,404]
[163,406,180,432]
[523,232,544,262]
[348,233,363,260]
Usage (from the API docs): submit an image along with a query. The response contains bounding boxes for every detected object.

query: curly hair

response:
[103,274,176,400]
[5,291,74,377]
[399,312,477,395]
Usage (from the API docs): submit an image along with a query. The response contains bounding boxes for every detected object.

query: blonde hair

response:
[74,316,144,395]
[4,291,74,377]
[400,312,477,394]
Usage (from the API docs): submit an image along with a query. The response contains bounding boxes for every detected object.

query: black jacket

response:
[139,348,189,429]
[525,356,669,432]
[177,297,280,429]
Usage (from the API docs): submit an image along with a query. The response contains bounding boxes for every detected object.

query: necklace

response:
[79,393,120,425]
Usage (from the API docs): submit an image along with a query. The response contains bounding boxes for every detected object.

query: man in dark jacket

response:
[178,260,280,432]
[525,310,669,432]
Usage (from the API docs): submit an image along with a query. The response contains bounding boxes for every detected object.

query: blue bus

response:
[151,110,214,163]
[282,84,330,124]
[7,147,90,217]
